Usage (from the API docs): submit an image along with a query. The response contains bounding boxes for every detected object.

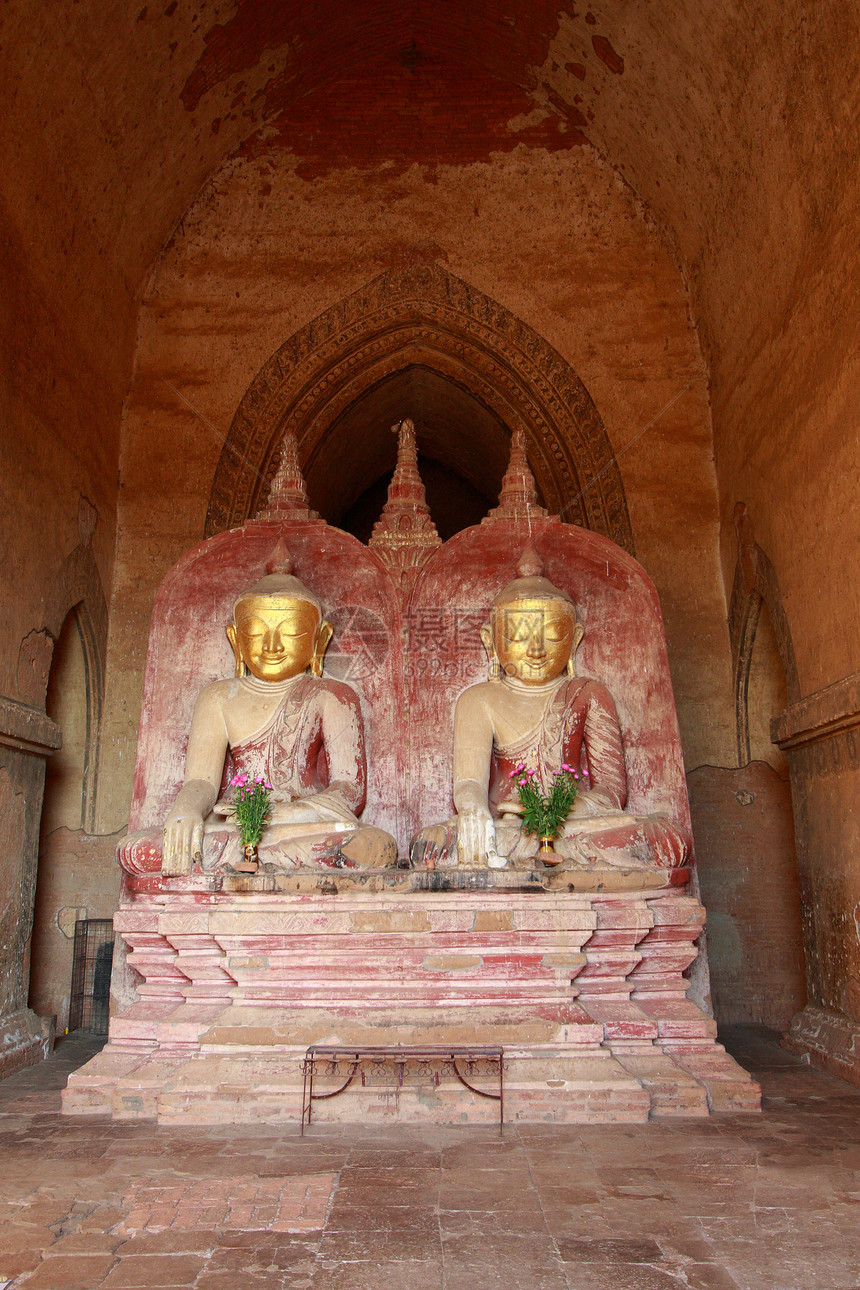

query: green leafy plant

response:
[228,772,273,847]
[509,763,588,839]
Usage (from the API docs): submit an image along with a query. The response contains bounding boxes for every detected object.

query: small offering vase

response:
[538,835,562,866]
[235,842,260,873]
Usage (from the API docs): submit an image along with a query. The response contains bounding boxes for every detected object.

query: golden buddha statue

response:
[161,544,397,875]
[411,545,690,872]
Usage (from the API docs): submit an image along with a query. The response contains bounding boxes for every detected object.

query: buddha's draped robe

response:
[411,676,690,871]
[120,675,396,875]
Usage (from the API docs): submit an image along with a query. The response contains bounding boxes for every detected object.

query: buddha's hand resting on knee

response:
[457,804,496,866]
[162,810,204,875]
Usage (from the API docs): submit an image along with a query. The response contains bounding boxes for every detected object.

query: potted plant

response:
[509,763,588,865]
[228,772,273,872]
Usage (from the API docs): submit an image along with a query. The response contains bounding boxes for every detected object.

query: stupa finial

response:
[485,427,547,521]
[257,432,319,520]
[385,418,427,505]
[369,418,441,598]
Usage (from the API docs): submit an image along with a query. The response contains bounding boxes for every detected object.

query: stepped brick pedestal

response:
[62,875,760,1124]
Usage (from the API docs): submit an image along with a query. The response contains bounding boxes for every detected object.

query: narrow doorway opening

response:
[68,919,114,1035]
[742,600,807,1026]
[29,605,89,1031]
[28,602,117,1038]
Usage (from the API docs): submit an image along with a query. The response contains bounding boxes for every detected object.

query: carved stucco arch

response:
[205,264,634,553]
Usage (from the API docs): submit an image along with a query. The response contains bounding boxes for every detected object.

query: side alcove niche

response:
[27,531,118,1035]
[29,605,96,1032]
[689,505,807,1031]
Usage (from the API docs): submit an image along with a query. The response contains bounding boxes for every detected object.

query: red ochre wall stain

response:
[178,1,631,175]
[592,34,624,74]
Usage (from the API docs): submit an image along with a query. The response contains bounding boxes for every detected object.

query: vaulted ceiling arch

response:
[204,264,634,552]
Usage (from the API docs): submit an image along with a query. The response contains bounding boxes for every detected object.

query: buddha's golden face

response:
[227,596,322,683]
[492,597,576,685]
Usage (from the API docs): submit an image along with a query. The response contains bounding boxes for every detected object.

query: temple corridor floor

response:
[0,1028,857,1290]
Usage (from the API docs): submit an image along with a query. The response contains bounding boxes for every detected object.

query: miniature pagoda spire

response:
[257,432,319,520]
[485,427,547,521]
[369,418,441,594]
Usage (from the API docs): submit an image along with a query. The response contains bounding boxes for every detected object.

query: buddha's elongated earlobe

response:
[480,623,501,682]
[567,622,584,677]
[226,624,246,678]
[311,620,334,677]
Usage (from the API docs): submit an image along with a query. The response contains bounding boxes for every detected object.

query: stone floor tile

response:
[555,1236,665,1263]
[0,1225,51,1254]
[437,1206,550,1237]
[0,1247,43,1281]
[440,1231,561,1266]
[215,1229,316,1249]
[330,1181,440,1208]
[562,1264,687,1290]
[442,1262,568,1290]
[16,1253,117,1288]
[195,1274,278,1290]
[43,1232,123,1255]
[99,1252,207,1287]
[313,1260,444,1290]
[112,1229,222,1255]
[683,1265,743,1290]
[76,1205,125,1232]
[655,1231,720,1262]
[324,1203,439,1235]
[317,1227,440,1262]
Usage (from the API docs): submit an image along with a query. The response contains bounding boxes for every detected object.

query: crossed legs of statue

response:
[410,811,690,871]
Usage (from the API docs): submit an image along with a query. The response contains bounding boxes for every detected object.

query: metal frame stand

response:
[301,1044,504,1134]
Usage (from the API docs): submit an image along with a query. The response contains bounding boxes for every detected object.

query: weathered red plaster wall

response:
[570,4,860,1042]
[2,0,857,1054]
[0,24,133,1051]
[688,762,805,1029]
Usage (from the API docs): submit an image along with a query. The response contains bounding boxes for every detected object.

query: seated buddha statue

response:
[157,545,397,875]
[410,545,690,872]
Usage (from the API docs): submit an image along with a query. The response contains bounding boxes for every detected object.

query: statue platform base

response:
[0,1008,55,1079]
[62,879,759,1124]
[782,1004,860,1087]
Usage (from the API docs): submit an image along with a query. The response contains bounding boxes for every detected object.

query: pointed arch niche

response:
[205,265,633,552]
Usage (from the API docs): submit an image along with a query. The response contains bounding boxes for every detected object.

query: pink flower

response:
[508,769,518,778]
[518,778,528,787]
[230,772,249,787]
[516,763,526,771]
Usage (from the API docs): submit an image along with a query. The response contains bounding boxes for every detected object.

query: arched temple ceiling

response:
[4,2,857,386]
[2,2,859,645]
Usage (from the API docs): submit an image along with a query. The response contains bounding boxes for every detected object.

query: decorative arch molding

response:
[205,264,634,553]
[728,502,799,767]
